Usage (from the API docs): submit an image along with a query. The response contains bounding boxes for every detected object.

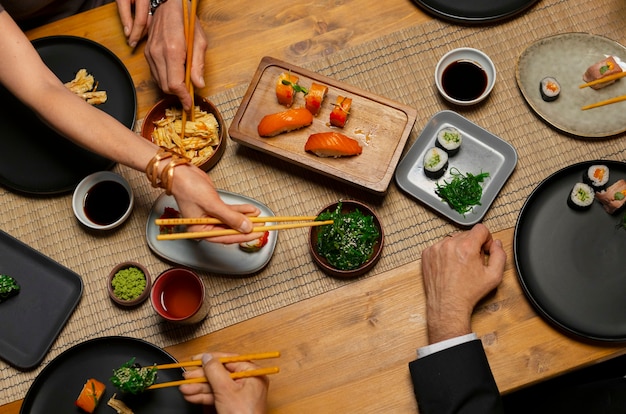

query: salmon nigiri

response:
[257,108,313,137]
[304,132,362,158]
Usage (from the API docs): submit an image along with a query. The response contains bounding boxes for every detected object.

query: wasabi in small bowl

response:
[108,262,151,307]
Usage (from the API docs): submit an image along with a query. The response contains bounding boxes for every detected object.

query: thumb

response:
[202,354,232,388]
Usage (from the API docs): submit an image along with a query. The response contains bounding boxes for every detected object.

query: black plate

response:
[514,160,626,342]
[0,36,136,195]
[411,0,539,23]
[20,336,203,414]
[0,230,82,369]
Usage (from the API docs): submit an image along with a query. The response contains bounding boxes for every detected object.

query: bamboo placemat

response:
[2,0,626,404]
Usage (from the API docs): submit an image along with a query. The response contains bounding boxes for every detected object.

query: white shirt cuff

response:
[417,333,477,358]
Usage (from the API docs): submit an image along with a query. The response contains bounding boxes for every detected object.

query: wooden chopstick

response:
[579,71,626,88]
[581,94,626,110]
[154,351,281,370]
[156,220,333,240]
[180,0,198,140]
[146,367,280,390]
[155,216,318,226]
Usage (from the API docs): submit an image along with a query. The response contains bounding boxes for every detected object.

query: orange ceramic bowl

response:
[309,200,384,279]
[141,95,227,171]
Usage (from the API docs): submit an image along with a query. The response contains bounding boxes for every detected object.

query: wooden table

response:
[2,1,625,413]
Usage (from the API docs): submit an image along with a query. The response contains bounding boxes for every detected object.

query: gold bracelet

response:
[160,155,191,195]
[145,147,174,189]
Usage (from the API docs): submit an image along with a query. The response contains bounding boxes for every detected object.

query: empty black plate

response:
[0,36,136,195]
[0,230,82,369]
[514,160,626,342]
[411,0,539,23]
[20,336,202,414]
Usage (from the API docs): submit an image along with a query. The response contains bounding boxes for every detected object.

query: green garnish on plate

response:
[110,357,158,394]
[435,168,490,215]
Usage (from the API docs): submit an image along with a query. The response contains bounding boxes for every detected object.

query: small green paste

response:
[111,267,146,301]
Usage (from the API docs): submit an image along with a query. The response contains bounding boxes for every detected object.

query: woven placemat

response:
[2,0,626,404]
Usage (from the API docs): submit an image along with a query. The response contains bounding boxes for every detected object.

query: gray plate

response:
[146,191,277,276]
[516,33,626,138]
[395,110,517,226]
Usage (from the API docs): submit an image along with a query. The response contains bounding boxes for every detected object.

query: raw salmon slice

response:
[304,132,362,158]
[257,108,313,137]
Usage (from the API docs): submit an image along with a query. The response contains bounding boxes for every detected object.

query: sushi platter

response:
[394,110,518,226]
[514,160,626,341]
[229,56,418,195]
[516,33,626,138]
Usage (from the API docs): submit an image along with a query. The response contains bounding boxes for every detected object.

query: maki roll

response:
[435,127,462,156]
[540,76,561,102]
[583,164,609,191]
[568,182,594,210]
[423,147,448,179]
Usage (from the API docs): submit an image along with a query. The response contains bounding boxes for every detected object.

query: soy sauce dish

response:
[435,47,496,106]
[309,200,384,278]
[72,171,134,230]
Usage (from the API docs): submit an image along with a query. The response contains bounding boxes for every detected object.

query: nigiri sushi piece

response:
[276,72,300,107]
[305,83,328,116]
[257,108,313,137]
[595,179,626,214]
[304,132,362,158]
[75,378,106,413]
[329,96,352,128]
[583,56,623,90]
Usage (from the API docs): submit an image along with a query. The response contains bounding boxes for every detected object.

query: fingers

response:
[190,26,207,90]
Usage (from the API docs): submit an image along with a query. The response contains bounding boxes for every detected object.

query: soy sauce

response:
[83,180,130,225]
[442,60,488,102]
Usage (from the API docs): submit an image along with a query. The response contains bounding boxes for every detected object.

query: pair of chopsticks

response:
[155,216,333,240]
[579,71,626,110]
[147,351,281,390]
[180,0,198,140]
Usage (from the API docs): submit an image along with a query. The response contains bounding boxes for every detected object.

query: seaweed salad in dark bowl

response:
[309,200,384,278]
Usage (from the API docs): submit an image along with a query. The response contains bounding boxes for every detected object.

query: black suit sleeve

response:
[408,339,504,414]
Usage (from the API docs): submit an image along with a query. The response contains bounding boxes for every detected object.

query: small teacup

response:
[150,268,209,324]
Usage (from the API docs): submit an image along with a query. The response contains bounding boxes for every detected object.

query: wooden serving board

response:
[228,56,417,194]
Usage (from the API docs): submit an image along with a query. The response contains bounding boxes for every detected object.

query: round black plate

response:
[0,36,136,195]
[411,0,539,23]
[514,160,626,342]
[20,336,202,414]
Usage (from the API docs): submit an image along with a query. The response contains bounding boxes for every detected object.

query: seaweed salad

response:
[315,202,380,271]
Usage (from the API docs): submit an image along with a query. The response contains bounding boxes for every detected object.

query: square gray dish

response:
[395,110,517,226]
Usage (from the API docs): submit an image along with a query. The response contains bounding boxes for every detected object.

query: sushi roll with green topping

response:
[568,182,594,210]
[436,127,462,156]
[583,164,609,191]
[423,147,448,179]
[540,76,561,102]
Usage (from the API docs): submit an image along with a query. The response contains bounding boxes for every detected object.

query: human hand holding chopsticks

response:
[178,352,274,411]
[140,0,208,111]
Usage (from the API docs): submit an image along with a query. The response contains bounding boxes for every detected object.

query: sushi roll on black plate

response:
[540,76,561,102]
[423,147,448,179]
[568,182,595,210]
[583,164,609,191]
[435,127,462,156]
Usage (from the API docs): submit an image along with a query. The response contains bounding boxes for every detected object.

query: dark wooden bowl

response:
[108,261,151,307]
[309,200,384,278]
[141,95,227,171]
